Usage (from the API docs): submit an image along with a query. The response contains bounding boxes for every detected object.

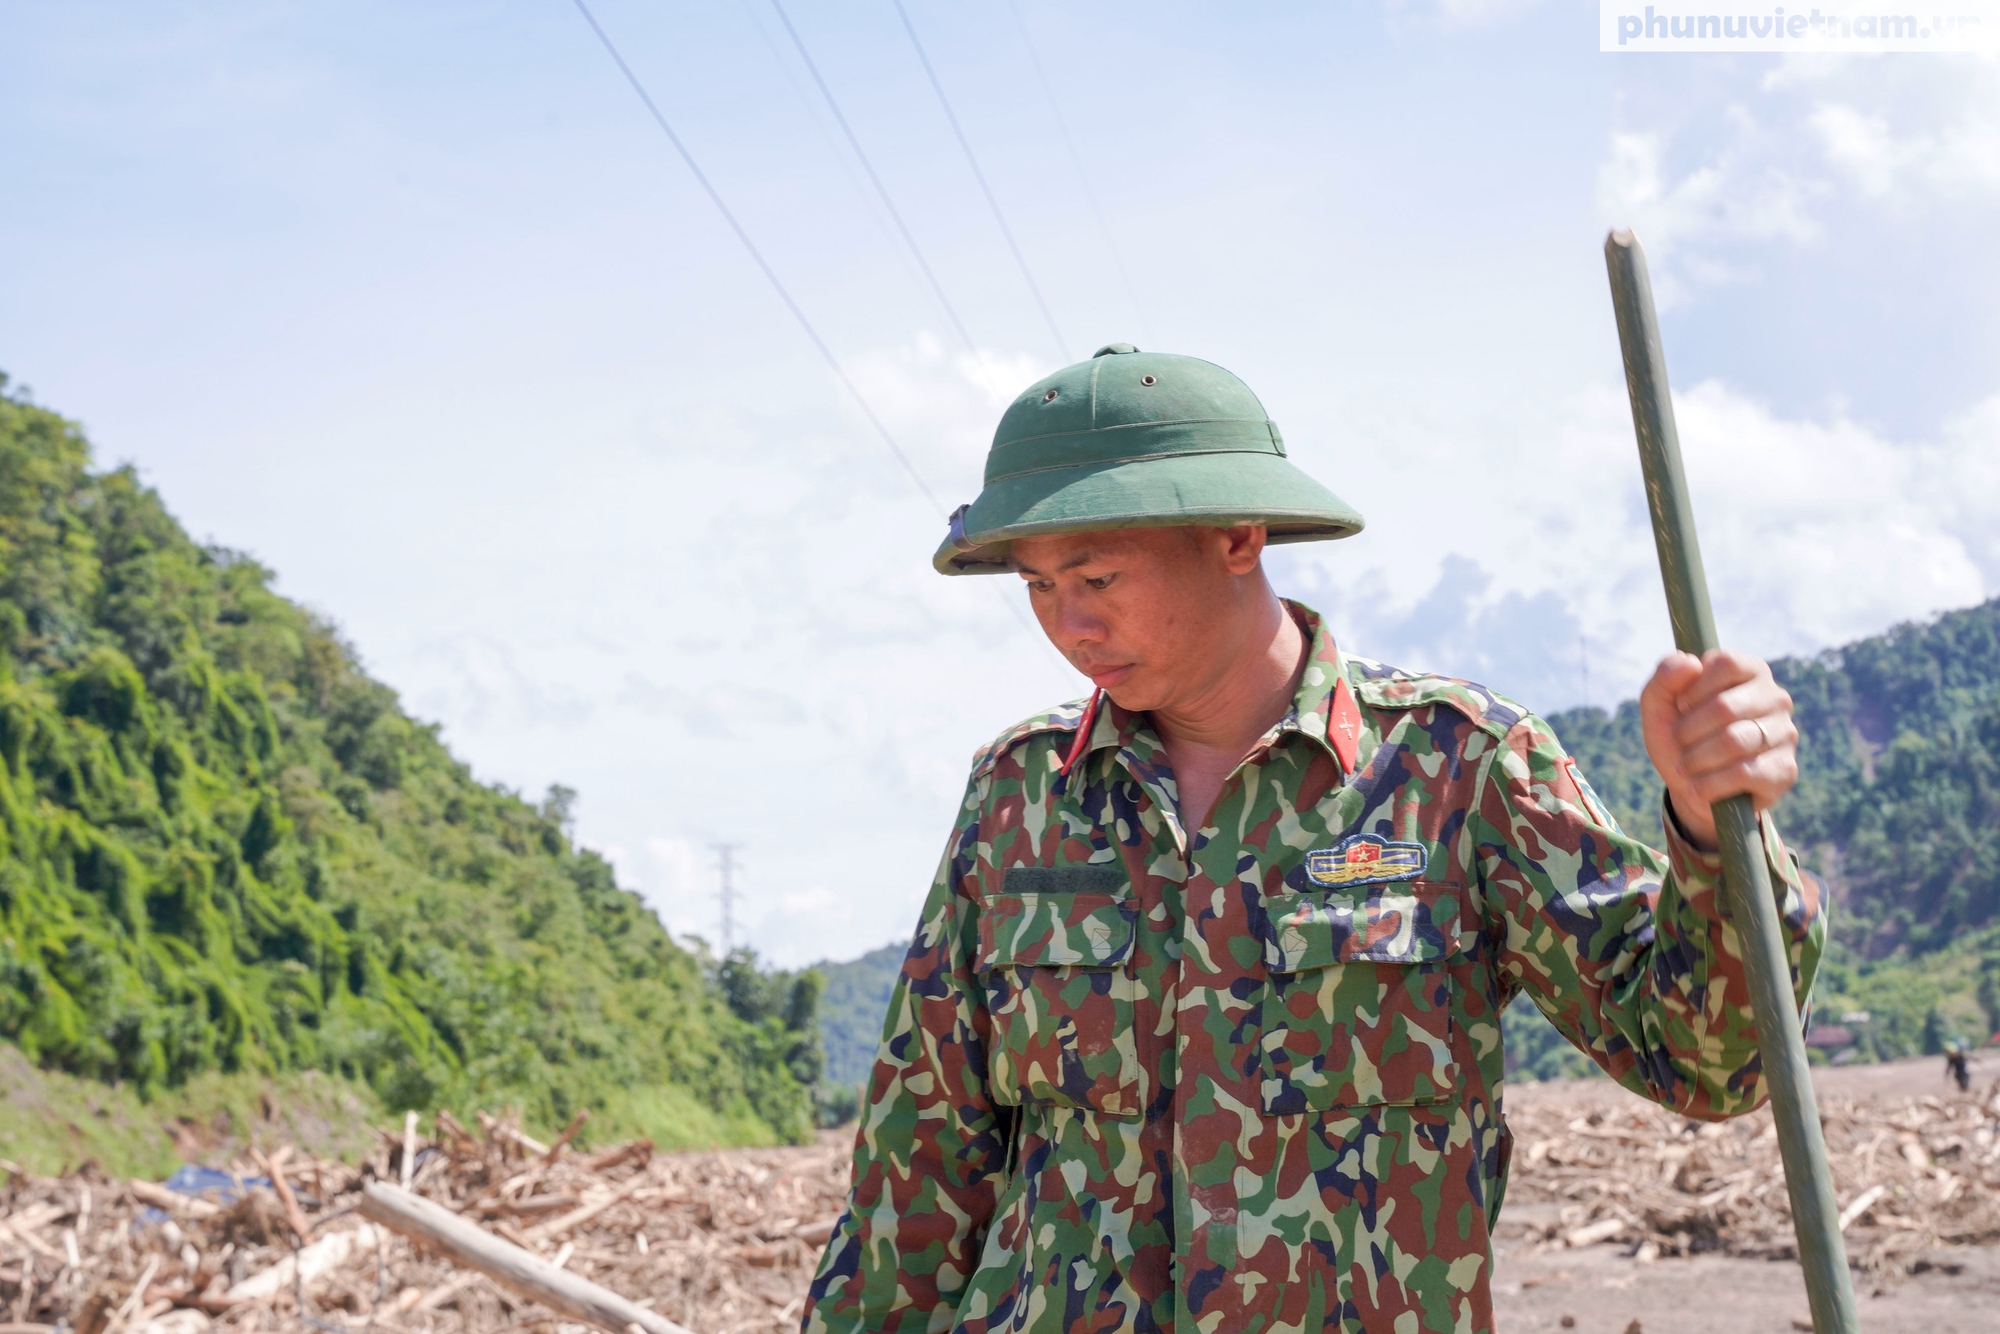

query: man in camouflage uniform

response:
[803,345,1824,1334]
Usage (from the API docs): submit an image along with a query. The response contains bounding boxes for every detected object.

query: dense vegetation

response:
[0,376,819,1147]
[815,941,903,1106]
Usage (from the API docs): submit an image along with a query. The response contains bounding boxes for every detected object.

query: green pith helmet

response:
[933,344,1365,575]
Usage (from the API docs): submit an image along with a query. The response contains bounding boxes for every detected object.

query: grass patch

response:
[0,1041,383,1177]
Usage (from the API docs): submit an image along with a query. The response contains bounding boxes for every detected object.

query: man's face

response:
[1011,524,1267,713]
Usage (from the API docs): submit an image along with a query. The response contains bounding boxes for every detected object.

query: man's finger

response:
[1679,714,1798,785]
[1670,678,1792,750]
[1672,684,1794,753]
[1669,648,1767,712]
[1645,651,1704,700]
[1640,655,1704,741]
[1685,748,1799,812]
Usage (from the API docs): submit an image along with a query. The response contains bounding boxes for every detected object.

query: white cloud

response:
[412,635,594,732]
[1925,394,2000,586]
[1598,52,1999,302]
[644,835,714,946]
[1595,128,1823,303]
[1673,382,1990,650]
[846,333,1052,485]
[360,337,1078,967]
[1810,93,2000,200]
[1277,380,2000,713]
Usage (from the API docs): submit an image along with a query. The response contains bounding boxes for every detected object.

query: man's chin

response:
[1100,681,1162,714]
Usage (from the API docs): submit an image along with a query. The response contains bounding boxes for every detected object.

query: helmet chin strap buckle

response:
[947,504,980,554]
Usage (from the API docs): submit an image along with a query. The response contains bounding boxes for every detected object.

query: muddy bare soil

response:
[1492,1054,2000,1333]
[1494,1202,2000,1332]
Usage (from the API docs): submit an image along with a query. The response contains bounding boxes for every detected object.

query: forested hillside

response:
[0,376,818,1147]
[815,942,902,1093]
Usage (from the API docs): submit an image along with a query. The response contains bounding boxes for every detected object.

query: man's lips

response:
[1079,662,1137,688]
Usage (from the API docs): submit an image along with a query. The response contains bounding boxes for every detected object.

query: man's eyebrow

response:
[1013,551,1100,577]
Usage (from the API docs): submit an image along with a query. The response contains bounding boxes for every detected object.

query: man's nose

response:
[1048,597,1106,650]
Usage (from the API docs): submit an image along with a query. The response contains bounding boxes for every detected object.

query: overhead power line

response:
[1004,0,1152,341]
[564,0,1076,684]
[893,0,1070,364]
[767,0,981,358]
[735,0,941,315]
[567,0,944,515]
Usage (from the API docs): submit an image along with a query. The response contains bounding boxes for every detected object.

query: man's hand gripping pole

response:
[1603,229,1859,1334]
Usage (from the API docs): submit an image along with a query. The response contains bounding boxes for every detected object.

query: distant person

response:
[802,347,1824,1334]
[1945,1043,1971,1092]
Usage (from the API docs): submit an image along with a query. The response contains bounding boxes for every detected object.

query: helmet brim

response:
[932,451,1364,575]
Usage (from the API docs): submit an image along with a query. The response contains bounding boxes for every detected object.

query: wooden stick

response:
[357,1182,696,1334]
[1605,228,1858,1334]
[582,1139,653,1174]
[543,1110,591,1165]
[225,1225,382,1303]
[0,1218,61,1262]
[125,1180,219,1220]
[112,1255,160,1324]
[529,1177,648,1241]
[411,1271,482,1313]
[403,1111,421,1188]
[252,1149,312,1245]
[481,1113,552,1158]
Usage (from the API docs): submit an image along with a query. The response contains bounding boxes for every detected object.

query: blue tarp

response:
[137,1164,274,1226]
[161,1164,270,1202]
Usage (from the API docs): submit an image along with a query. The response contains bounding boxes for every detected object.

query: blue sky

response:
[4,1,1996,963]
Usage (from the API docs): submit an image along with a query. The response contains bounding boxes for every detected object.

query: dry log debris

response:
[1503,1078,2000,1282]
[0,1113,849,1334]
[4,1073,1994,1332]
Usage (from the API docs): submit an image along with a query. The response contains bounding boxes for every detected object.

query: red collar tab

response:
[1059,688,1106,779]
[1327,672,1362,776]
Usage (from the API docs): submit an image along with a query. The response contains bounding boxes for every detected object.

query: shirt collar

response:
[1281,599,1362,774]
[1059,598,1360,781]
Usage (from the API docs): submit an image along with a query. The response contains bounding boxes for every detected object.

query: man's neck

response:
[1148,596,1308,826]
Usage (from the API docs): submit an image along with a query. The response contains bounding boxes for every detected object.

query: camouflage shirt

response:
[804,602,1825,1334]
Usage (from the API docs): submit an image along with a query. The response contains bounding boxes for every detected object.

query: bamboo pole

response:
[357,1182,695,1334]
[1603,228,1859,1334]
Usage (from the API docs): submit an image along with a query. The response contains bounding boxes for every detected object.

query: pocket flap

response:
[979,891,1136,968]
[1003,865,1125,894]
[1262,886,1461,972]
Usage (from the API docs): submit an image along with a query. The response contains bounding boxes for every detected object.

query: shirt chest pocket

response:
[1256,883,1463,1117]
[976,871,1141,1119]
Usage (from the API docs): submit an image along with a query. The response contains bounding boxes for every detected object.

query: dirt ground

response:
[1492,1053,2000,1333]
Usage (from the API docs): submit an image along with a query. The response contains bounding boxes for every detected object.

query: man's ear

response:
[1219,524,1267,575]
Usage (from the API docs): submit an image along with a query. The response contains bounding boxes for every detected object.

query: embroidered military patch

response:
[1304,833,1427,888]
